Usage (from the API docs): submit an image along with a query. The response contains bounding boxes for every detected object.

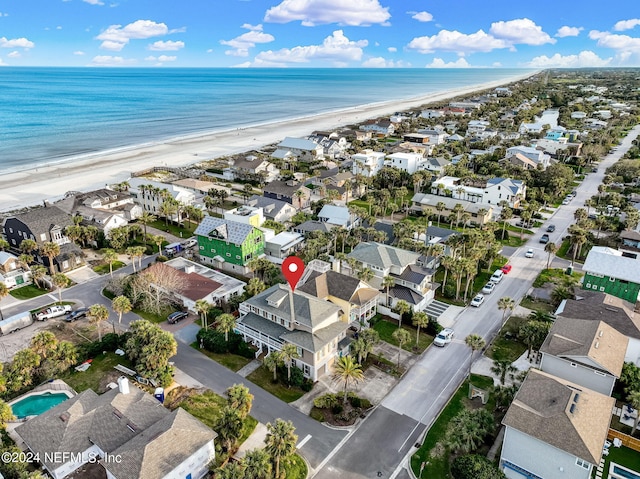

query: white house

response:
[465,119,491,136]
[500,369,613,479]
[272,137,324,162]
[431,176,526,208]
[420,109,444,119]
[128,178,197,220]
[223,205,265,227]
[417,128,448,145]
[571,111,587,119]
[539,316,627,396]
[385,152,426,174]
[359,119,395,136]
[351,149,386,177]
[264,231,305,262]
[247,196,298,224]
[317,204,359,230]
[506,145,551,169]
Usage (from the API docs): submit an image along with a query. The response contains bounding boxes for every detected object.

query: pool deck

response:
[8,379,77,408]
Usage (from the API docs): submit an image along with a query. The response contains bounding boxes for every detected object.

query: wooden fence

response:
[608,428,640,452]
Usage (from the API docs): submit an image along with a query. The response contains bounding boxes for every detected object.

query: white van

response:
[490,269,504,284]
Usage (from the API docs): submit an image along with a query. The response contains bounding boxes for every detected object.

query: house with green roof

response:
[194,216,264,275]
[236,284,350,381]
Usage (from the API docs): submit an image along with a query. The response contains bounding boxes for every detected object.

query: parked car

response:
[546,224,555,232]
[36,305,72,321]
[167,311,188,324]
[515,221,532,228]
[540,234,550,244]
[525,248,534,258]
[470,294,485,307]
[482,282,496,294]
[562,198,570,205]
[434,328,454,347]
[65,308,89,322]
[501,264,512,274]
[491,269,505,283]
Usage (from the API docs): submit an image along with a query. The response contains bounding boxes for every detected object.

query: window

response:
[236,255,241,259]
[40,233,46,241]
[575,458,589,469]
[609,277,615,282]
[600,287,605,292]
[594,370,606,377]
[62,260,69,269]
[226,253,231,257]
[570,362,577,368]
[296,346,303,356]
[586,283,591,288]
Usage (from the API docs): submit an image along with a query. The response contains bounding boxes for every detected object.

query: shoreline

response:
[0,70,537,213]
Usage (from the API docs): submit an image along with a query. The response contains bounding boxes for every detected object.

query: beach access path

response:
[0,72,536,213]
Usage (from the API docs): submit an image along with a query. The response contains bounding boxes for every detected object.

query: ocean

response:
[0,67,531,173]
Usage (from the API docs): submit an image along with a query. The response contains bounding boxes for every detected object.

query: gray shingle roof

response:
[278,137,321,151]
[281,321,349,352]
[263,180,308,197]
[247,195,295,221]
[294,220,336,234]
[11,205,74,238]
[502,369,614,465]
[298,270,370,302]
[240,312,289,338]
[347,242,420,270]
[243,284,341,330]
[389,284,424,305]
[194,216,256,246]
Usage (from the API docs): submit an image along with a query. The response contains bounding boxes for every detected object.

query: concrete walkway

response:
[471,350,534,386]
[236,359,262,378]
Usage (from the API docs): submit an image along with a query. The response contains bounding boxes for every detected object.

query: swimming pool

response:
[611,464,640,479]
[11,392,71,419]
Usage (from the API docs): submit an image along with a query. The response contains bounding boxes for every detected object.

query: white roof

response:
[0,251,18,265]
[318,205,351,223]
[583,246,640,283]
[267,231,304,247]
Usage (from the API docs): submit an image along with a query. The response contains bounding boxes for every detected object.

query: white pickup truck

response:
[36,305,72,321]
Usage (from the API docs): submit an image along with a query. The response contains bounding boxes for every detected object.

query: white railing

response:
[235,323,283,351]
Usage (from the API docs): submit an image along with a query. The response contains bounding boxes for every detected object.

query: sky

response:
[0,0,639,68]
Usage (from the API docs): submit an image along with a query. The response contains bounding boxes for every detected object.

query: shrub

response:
[451,454,506,479]
[314,393,340,409]
[101,333,120,352]
[332,404,343,415]
[349,396,362,408]
[301,379,313,391]
[427,318,443,336]
[156,255,169,263]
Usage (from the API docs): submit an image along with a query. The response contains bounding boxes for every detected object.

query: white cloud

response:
[361,57,410,68]
[555,26,583,37]
[526,50,612,67]
[148,40,184,51]
[83,0,105,4]
[252,30,367,66]
[7,51,20,58]
[264,0,390,26]
[97,20,169,50]
[407,29,508,55]
[89,55,135,66]
[207,48,214,53]
[221,24,275,57]
[490,18,555,45]
[589,30,640,52]
[74,51,85,55]
[145,55,176,62]
[613,19,640,31]
[0,37,35,49]
[411,11,433,23]
[0,12,9,17]
[426,57,471,68]
[56,26,63,30]
[492,62,502,67]
[387,47,397,52]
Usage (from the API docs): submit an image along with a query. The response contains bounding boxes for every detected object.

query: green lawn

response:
[246,365,305,403]
[411,375,495,479]
[134,306,176,324]
[532,268,582,288]
[486,315,530,362]
[190,342,252,372]
[9,284,48,300]
[284,453,308,479]
[372,318,433,353]
[519,297,555,313]
[92,261,126,275]
[149,219,193,238]
[597,446,640,479]
[57,352,135,393]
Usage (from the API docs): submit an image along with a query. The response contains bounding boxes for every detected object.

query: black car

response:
[167,311,188,324]
[546,224,556,232]
[65,308,89,322]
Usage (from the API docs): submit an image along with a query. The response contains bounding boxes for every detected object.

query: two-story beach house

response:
[351,150,386,178]
[0,251,32,289]
[194,216,264,275]
[3,205,84,273]
[262,180,311,210]
[539,316,627,396]
[500,369,614,479]
[236,285,350,381]
[128,178,197,222]
[272,137,324,163]
[223,154,280,183]
[247,196,298,224]
[385,152,427,175]
[359,119,395,136]
[410,193,494,227]
[298,270,379,326]
[346,242,439,312]
[506,145,551,170]
[582,246,640,303]
[431,176,526,209]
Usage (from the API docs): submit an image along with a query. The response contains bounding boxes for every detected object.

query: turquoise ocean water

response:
[0,68,531,172]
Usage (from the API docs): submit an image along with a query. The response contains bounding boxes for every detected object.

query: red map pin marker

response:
[282,256,305,291]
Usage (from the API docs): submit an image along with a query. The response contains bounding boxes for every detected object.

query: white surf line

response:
[297,434,312,449]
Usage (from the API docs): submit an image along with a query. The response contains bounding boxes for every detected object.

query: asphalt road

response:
[312,124,640,478]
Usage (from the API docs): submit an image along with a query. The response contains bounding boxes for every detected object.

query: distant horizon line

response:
[0,65,541,70]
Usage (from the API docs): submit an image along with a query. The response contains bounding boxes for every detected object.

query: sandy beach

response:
[0,71,536,213]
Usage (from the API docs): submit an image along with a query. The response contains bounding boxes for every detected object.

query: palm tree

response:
[382,275,395,307]
[30,265,47,289]
[112,295,132,324]
[435,201,446,226]
[52,273,70,303]
[544,242,558,270]
[216,405,243,452]
[102,249,118,278]
[195,299,211,330]
[498,297,515,324]
[265,419,298,479]
[392,328,411,367]
[568,225,587,263]
[357,268,374,283]
[88,304,109,342]
[519,320,551,359]
[628,390,640,433]
[30,331,58,359]
[226,383,254,420]
[215,313,237,342]
[216,461,244,479]
[54,341,78,372]
[243,448,272,479]
[412,312,429,347]
[464,333,486,377]
[491,359,517,385]
[153,235,165,255]
[280,343,300,382]
[332,355,364,404]
[264,351,283,381]
[394,300,410,327]
[0,238,9,251]
[138,212,156,246]
[19,238,37,255]
[294,189,306,209]
[499,207,513,240]
[40,241,61,276]
[551,285,572,307]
